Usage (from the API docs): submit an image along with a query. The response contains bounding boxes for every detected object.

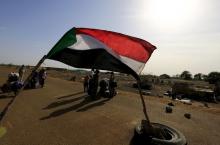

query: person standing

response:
[83,75,89,92]
[31,71,39,89]
[88,69,99,100]
[109,72,116,98]
[39,68,47,88]
[93,70,99,96]
[18,65,25,81]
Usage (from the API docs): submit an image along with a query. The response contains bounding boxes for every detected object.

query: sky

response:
[0,0,220,76]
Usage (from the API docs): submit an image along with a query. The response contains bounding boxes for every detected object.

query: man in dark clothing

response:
[88,69,99,100]
[31,71,39,88]
[109,72,117,98]
[18,65,25,81]
[99,78,109,98]
[83,75,89,92]
[39,68,47,88]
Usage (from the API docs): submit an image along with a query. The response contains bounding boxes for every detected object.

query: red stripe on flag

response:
[76,28,156,62]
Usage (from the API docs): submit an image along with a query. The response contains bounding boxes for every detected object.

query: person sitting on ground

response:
[3,72,22,95]
[8,72,19,83]
[98,78,110,98]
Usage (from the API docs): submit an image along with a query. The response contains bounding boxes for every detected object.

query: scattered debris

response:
[165,106,173,113]
[176,98,192,105]
[142,91,151,95]
[168,102,175,106]
[158,95,163,98]
[204,103,209,108]
[184,113,191,119]
[163,92,169,96]
[70,76,76,81]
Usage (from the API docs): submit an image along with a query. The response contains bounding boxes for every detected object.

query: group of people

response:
[83,69,117,100]
[1,65,47,95]
[2,64,117,99]
[4,72,23,95]
[1,65,26,95]
[27,68,47,89]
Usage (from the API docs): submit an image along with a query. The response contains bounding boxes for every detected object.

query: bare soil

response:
[0,66,220,145]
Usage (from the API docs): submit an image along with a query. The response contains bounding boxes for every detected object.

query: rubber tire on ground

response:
[134,122,187,145]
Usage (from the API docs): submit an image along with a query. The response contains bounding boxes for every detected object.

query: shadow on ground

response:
[129,134,157,145]
[40,92,111,120]
[57,91,84,100]
[43,93,85,110]
[0,95,15,122]
[0,95,14,99]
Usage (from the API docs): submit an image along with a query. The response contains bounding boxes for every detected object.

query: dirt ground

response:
[0,66,220,145]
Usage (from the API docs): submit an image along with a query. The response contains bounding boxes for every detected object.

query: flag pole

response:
[18,55,47,95]
[0,55,47,122]
[136,76,152,128]
[137,78,150,122]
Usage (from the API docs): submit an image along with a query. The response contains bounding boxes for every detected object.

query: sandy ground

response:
[0,67,220,145]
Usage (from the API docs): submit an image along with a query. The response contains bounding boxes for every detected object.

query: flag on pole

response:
[46,27,156,78]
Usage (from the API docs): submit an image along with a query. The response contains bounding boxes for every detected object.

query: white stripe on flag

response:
[68,34,145,74]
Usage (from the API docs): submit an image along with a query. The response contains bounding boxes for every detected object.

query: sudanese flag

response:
[46,27,156,78]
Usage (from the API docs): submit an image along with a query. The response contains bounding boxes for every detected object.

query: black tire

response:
[134,122,187,145]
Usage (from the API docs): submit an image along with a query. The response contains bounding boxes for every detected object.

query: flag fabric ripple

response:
[47,27,156,78]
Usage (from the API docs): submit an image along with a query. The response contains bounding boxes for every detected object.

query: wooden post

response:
[18,55,47,95]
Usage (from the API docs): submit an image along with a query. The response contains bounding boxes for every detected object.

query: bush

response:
[180,71,192,80]
[159,74,170,79]
[207,72,220,84]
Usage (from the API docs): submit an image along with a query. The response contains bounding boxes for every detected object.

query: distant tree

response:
[194,73,202,80]
[159,74,170,79]
[172,74,180,79]
[206,72,220,84]
[180,71,192,80]
[202,74,208,81]
[214,82,220,96]
[7,63,14,67]
[0,63,5,66]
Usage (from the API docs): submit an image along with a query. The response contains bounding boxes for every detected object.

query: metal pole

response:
[18,55,47,95]
[136,77,151,126]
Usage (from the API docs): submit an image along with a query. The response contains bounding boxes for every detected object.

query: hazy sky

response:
[0,0,219,76]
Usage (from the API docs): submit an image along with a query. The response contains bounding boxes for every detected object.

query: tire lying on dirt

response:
[134,122,187,145]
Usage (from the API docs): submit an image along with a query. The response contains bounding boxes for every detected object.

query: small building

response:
[172,82,215,102]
